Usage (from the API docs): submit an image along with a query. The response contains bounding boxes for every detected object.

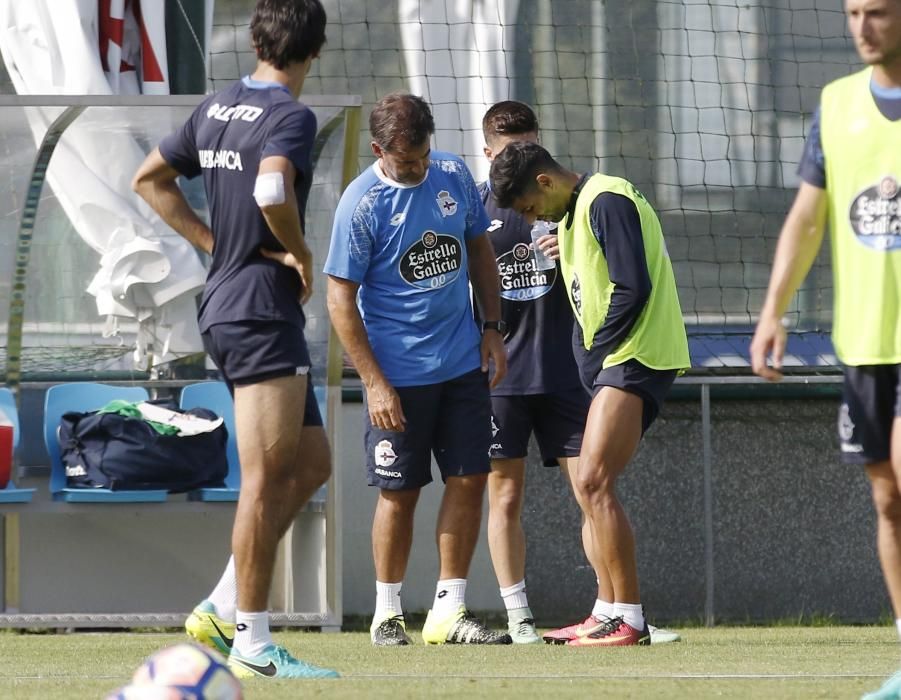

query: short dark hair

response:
[369,93,435,151]
[482,101,539,143]
[489,141,561,209]
[251,0,327,69]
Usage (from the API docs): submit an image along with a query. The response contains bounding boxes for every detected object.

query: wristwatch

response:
[481,320,508,335]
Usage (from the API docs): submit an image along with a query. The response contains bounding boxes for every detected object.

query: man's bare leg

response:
[488,458,527,587]
[437,474,488,580]
[369,487,420,644]
[420,473,510,644]
[567,387,649,645]
[866,418,901,625]
[487,459,539,641]
[229,374,333,672]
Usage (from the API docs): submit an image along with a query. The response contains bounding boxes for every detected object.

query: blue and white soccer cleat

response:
[228,644,339,679]
[862,670,901,700]
[507,607,541,644]
[648,623,682,644]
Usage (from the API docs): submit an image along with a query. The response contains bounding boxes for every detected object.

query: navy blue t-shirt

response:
[477,181,583,395]
[798,80,901,188]
[569,182,652,368]
[159,76,317,332]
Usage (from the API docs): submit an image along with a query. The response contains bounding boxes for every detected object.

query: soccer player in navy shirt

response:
[132,0,337,680]
[478,102,590,643]
[480,101,681,646]
[325,92,511,646]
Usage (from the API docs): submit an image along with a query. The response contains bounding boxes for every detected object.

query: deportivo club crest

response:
[849,174,901,251]
[571,273,582,316]
[374,439,397,467]
[436,190,457,217]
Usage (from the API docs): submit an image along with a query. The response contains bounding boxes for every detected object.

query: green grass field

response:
[0,626,898,699]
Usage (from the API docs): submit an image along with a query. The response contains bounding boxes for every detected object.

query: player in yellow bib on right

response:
[489,143,690,647]
[751,1,901,697]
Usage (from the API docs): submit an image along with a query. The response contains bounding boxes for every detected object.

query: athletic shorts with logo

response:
[839,363,901,464]
[201,319,323,427]
[365,368,492,490]
[490,388,590,466]
[577,354,677,434]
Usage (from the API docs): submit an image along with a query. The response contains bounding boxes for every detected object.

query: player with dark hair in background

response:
[133,0,337,679]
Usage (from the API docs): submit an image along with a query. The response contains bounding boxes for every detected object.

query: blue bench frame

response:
[179,381,240,502]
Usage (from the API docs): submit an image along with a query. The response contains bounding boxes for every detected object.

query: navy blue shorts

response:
[490,388,590,466]
[201,320,322,427]
[581,358,677,434]
[839,364,901,464]
[365,368,492,490]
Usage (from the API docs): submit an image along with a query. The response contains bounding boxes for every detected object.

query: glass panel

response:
[0,98,353,383]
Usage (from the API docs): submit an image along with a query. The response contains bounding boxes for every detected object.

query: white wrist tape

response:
[253,171,286,207]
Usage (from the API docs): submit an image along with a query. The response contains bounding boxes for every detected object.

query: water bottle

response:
[530,220,556,270]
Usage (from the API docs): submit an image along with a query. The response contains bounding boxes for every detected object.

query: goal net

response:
[210,0,858,371]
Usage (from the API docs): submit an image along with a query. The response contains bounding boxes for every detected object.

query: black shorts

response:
[201,320,322,427]
[365,368,492,490]
[587,358,677,434]
[839,364,901,464]
[490,388,590,466]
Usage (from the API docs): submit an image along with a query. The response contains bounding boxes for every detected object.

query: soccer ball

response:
[106,643,243,700]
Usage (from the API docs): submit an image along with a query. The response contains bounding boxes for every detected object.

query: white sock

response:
[374,581,403,623]
[207,555,237,622]
[432,578,467,616]
[499,580,529,612]
[592,598,615,620]
[895,618,901,640]
[614,602,645,630]
[234,610,273,657]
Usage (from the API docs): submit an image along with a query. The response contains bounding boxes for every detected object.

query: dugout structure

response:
[0,94,361,629]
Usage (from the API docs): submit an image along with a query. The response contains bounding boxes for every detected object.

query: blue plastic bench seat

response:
[180,381,330,503]
[44,383,167,503]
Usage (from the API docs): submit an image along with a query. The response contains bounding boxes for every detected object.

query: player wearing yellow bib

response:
[489,142,689,647]
[750,1,901,697]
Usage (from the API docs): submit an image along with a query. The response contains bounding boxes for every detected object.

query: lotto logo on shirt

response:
[497,243,556,301]
[206,103,263,123]
[849,175,901,251]
[399,231,462,289]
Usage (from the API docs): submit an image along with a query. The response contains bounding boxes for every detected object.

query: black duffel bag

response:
[58,399,229,492]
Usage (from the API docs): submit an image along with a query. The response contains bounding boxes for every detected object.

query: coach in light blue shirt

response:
[325,92,510,647]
